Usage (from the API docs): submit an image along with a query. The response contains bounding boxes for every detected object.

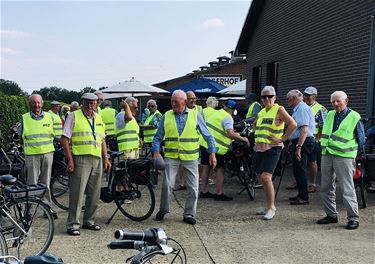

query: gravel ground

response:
[45,167,375,264]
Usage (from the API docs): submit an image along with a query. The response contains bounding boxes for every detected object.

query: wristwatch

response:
[296,144,303,148]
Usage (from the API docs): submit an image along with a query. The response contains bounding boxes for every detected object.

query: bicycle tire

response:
[242,161,255,200]
[112,174,155,221]
[50,161,70,210]
[0,230,8,256]
[2,197,54,259]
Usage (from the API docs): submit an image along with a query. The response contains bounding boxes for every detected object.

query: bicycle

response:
[101,151,156,224]
[0,175,54,260]
[108,228,187,264]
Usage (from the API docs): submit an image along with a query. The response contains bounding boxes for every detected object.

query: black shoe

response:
[316,215,338,225]
[200,191,215,198]
[155,211,166,221]
[288,196,299,202]
[183,217,196,225]
[290,198,309,205]
[214,193,233,201]
[346,220,359,230]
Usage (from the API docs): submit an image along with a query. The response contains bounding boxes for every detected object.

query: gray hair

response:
[125,96,138,107]
[29,93,43,103]
[147,99,157,110]
[104,100,112,107]
[261,85,276,96]
[287,89,303,102]
[330,91,348,101]
[172,90,187,100]
[206,96,218,108]
[70,101,79,110]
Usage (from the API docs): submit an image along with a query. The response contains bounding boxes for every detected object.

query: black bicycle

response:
[108,228,187,264]
[101,151,156,223]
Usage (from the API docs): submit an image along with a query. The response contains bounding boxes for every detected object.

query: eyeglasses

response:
[261,95,275,100]
[148,105,155,108]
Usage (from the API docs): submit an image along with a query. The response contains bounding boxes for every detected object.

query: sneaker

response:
[263,209,276,220]
[214,193,233,201]
[199,191,215,198]
[256,207,276,216]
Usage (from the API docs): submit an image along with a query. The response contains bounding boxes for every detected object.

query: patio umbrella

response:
[217,79,246,95]
[102,93,151,99]
[102,77,169,94]
[169,77,225,94]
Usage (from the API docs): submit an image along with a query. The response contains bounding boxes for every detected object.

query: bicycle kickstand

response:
[106,207,120,225]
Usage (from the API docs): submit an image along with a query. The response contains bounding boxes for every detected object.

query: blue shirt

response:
[333,107,365,151]
[290,101,315,140]
[151,107,217,153]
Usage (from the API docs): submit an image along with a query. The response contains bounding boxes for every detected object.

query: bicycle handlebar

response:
[114,228,166,243]
[108,241,146,250]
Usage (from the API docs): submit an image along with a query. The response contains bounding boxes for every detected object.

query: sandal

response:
[82,223,101,231]
[308,185,317,193]
[67,228,80,236]
[173,184,187,191]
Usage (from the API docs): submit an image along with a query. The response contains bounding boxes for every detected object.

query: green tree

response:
[0,79,28,96]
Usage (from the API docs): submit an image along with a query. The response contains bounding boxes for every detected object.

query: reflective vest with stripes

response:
[22,112,55,155]
[164,110,200,161]
[117,118,140,151]
[71,110,105,157]
[48,110,63,137]
[321,110,360,158]
[101,107,116,136]
[310,102,325,136]
[254,104,285,144]
[201,109,231,155]
[246,101,262,119]
[192,105,203,114]
[199,107,218,146]
[143,110,161,143]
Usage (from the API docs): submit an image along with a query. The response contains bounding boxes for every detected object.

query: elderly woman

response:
[140,99,162,143]
[252,86,297,220]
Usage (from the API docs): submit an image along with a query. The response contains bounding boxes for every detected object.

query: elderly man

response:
[70,101,79,112]
[140,99,162,144]
[48,100,63,139]
[245,93,262,123]
[200,100,249,201]
[303,86,327,193]
[19,94,57,218]
[61,93,111,236]
[116,96,140,159]
[61,105,70,122]
[287,89,315,205]
[101,100,118,151]
[94,91,104,114]
[152,90,217,225]
[317,91,365,230]
[186,91,203,113]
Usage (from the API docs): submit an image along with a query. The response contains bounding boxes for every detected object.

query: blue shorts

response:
[308,141,320,162]
[252,147,282,175]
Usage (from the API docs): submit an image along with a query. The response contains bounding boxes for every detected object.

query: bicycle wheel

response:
[0,230,8,256]
[112,174,155,221]
[50,161,70,210]
[2,197,54,259]
[242,161,255,200]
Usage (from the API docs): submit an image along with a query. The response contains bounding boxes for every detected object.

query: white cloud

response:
[202,18,225,29]
[1,30,31,39]
[1,47,20,55]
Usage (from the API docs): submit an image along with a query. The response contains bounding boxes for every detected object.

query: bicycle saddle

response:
[0,174,17,185]
[24,254,64,264]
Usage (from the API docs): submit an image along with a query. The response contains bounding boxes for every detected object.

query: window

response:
[266,61,279,91]
[252,66,262,96]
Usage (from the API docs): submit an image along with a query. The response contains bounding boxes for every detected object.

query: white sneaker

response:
[263,208,276,220]
[255,208,267,215]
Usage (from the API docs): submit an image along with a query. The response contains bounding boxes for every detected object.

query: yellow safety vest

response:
[199,107,218,146]
[321,110,360,158]
[164,110,199,161]
[117,118,140,151]
[201,109,231,155]
[71,110,105,158]
[246,101,262,119]
[143,110,161,143]
[193,105,203,114]
[101,107,116,136]
[22,112,55,155]
[310,102,325,136]
[48,110,63,137]
[254,104,285,144]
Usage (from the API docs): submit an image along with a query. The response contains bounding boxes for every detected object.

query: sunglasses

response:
[261,95,275,99]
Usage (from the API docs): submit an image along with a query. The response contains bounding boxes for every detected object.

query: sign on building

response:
[199,74,243,87]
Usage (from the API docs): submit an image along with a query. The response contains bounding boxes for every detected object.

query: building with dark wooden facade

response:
[235,0,375,117]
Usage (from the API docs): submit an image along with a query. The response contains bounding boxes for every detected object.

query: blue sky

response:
[1,0,251,93]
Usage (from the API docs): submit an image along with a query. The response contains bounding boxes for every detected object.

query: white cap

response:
[303,86,317,95]
[81,93,98,101]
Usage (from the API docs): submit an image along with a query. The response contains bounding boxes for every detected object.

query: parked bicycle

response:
[0,175,54,260]
[108,228,187,264]
[101,151,156,224]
